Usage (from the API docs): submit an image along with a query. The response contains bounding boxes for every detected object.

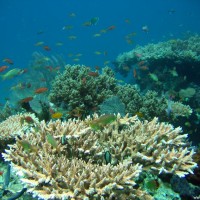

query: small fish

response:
[34,41,44,46]
[68,13,76,17]
[89,114,117,131]
[125,18,131,24]
[93,33,101,37]
[61,134,67,145]
[75,53,83,57]
[82,21,92,26]
[51,112,63,119]
[18,140,38,153]
[46,134,58,148]
[24,116,34,124]
[0,171,3,176]
[94,51,102,55]
[35,87,48,94]
[126,39,134,45]
[55,42,64,46]
[106,25,116,31]
[3,58,14,65]
[0,65,9,73]
[90,17,99,25]
[0,68,21,80]
[88,71,99,77]
[68,35,77,40]
[20,97,34,103]
[142,25,149,33]
[149,73,158,82]
[62,25,73,30]
[10,83,24,90]
[73,58,80,62]
[139,66,149,71]
[135,112,144,118]
[43,45,51,51]
[104,151,112,164]
[133,68,137,78]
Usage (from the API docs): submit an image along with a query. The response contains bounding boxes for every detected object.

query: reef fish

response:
[0,65,9,73]
[46,134,58,148]
[0,68,21,80]
[104,151,112,164]
[34,87,48,94]
[89,114,117,131]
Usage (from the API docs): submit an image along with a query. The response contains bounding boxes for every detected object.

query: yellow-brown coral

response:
[2,114,197,199]
[0,113,39,141]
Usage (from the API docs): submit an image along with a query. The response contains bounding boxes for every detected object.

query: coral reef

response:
[0,101,18,122]
[0,113,39,157]
[116,84,192,121]
[2,114,197,199]
[49,65,118,116]
[114,35,200,92]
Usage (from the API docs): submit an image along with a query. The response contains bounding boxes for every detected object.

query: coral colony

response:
[0,36,200,199]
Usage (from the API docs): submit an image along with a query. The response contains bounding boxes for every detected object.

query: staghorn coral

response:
[2,114,197,199]
[0,113,39,141]
[49,65,118,116]
[0,113,39,156]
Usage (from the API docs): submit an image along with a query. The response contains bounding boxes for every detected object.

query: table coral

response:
[2,114,197,199]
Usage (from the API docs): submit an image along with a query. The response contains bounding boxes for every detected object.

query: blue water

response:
[0,0,200,103]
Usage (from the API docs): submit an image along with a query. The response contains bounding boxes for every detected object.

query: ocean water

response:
[1,0,200,101]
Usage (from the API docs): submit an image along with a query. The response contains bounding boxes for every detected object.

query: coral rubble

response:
[2,114,197,199]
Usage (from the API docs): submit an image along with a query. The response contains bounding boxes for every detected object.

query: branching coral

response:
[0,113,39,158]
[2,114,197,199]
[0,113,39,141]
[49,65,118,116]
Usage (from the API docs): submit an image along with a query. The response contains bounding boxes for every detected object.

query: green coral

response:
[49,65,118,115]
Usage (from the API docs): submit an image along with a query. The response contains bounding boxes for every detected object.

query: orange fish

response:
[24,116,34,123]
[0,171,3,176]
[88,71,99,77]
[43,45,51,51]
[35,87,48,94]
[20,97,34,103]
[3,58,14,65]
[106,25,116,31]
[0,65,8,73]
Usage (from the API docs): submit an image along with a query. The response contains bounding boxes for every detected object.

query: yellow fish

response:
[51,112,63,119]
[94,51,102,55]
